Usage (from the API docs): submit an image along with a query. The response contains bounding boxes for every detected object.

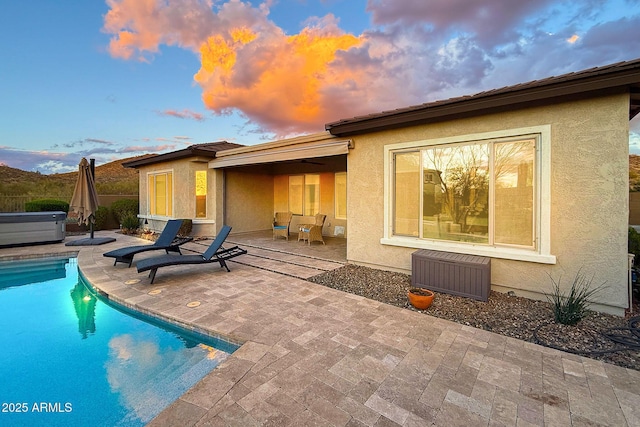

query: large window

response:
[393,137,534,247]
[335,172,347,219]
[195,170,207,218]
[148,171,173,217]
[289,174,320,215]
[385,126,554,263]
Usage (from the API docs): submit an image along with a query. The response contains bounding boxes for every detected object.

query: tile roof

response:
[122,141,244,168]
[326,58,640,136]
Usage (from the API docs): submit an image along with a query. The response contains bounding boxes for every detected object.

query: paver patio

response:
[2,230,639,426]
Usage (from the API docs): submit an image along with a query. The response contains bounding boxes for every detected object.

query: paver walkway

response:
[181,239,345,279]
[2,231,639,426]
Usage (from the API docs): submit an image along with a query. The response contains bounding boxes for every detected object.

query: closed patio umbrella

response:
[65,158,116,246]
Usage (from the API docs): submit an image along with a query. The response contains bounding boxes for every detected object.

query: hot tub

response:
[0,211,66,247]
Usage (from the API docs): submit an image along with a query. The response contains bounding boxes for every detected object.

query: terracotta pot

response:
[408,288,434,309]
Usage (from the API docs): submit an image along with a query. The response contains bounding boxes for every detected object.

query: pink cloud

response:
[159,109,205,121]
[103,0,268,60]
[121,144,177,153]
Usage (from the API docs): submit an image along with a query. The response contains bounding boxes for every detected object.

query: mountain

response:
[54,157,142,184]
[0,164,48,182]
[0,156,142,197]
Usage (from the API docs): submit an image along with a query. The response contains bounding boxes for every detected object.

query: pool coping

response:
[77,261,246,350]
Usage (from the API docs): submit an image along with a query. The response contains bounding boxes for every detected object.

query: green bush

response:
[25,199,69,213]
[545,270,607,326]
[120,214,140,233]
[110,199,139,223]
[94,206,110,231]
[629,227,640,260]
[178,219,192,236]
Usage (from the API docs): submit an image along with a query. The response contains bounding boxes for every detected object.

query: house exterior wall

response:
[347,93,630,315]
[136,159,217,236]
[223,168,274,233]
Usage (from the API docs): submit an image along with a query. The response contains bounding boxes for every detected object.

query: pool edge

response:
[78,267,244,351]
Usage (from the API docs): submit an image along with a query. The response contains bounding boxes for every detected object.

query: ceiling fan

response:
[299,159,324,165]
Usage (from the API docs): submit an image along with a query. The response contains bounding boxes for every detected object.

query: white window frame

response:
[146,169,174,218]
[382,125,555,264]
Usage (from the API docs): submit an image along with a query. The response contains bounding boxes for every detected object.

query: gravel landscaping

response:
[308,264,640,371]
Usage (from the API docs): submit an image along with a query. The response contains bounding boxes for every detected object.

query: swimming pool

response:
[0,256,239,427]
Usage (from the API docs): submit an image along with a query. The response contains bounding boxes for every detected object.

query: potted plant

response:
[408,287,435,309]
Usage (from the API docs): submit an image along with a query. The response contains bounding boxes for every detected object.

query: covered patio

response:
[210,132,351,246]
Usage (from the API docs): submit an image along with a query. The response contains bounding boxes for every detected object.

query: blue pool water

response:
[0,257,239,427]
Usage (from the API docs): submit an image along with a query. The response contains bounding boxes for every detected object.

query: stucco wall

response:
[224,168,274,233]
[346,93,630,314]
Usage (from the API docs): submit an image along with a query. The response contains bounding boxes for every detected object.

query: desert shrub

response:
[120,214,140,233]
[93,206,110,231]
[546,270,607,326]
[629,227,640,260]
[110,199,139,223]
[178,219,192,236]
[25,199,69,213]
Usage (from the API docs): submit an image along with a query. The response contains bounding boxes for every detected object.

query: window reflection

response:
[394,152,420,236]
[393,136,536,248]
[195,171,207,218]
[422,144,489,243]
[494,139,535,246]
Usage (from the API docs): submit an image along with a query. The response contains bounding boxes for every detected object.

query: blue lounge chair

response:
[103,219,192,267]
[136,225,246,284]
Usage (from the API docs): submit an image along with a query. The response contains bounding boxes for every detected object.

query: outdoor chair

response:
[103,219,192,267]
[272,211,293,240]
[136,225,247,284]
[298,213,326,245]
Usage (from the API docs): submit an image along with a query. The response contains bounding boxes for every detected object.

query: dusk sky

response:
[1,0,640,174]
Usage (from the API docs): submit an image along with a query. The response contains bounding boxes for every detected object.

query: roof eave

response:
[214,131,336,158]
[122,149,202,168]
[326,67,640,136]
[122,143,241,168]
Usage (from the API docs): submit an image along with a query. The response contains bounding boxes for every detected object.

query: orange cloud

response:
[194,23,361,134]
[103,1,365,135]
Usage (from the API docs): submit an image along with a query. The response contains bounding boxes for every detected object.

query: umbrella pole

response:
[90,159,96,240]
[65,157,116,246]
